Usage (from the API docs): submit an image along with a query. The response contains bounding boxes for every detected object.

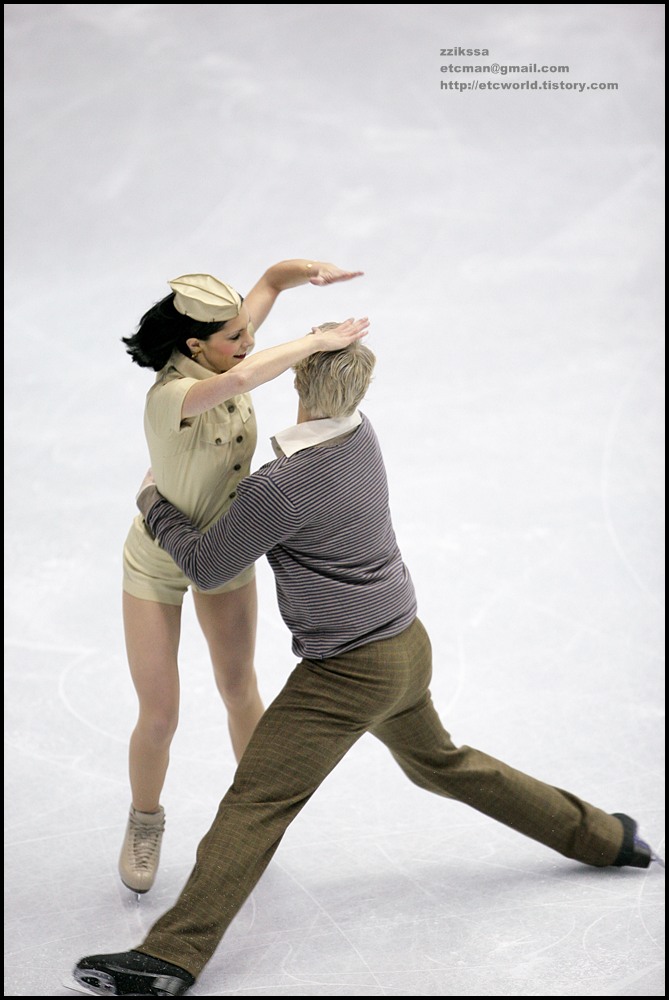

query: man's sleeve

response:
[143,473,299,589]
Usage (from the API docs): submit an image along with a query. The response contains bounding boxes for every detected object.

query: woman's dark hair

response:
[122,292,229,371]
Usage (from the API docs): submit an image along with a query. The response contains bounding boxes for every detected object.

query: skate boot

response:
[73,949,194,996]
[118,805,165,893]
[612,813,665,869]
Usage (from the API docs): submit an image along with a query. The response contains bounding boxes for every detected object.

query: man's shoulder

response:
[243,456,295,495]
[237,459,301,521]
[245,446,328,497]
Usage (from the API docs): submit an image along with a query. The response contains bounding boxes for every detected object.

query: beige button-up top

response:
[144,350,257,532]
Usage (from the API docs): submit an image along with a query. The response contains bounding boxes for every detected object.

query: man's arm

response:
[137,473,299,590]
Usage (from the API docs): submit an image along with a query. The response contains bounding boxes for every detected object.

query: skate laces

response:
[127,813,165,872]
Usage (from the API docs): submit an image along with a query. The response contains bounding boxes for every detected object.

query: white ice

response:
[4,4,665,997]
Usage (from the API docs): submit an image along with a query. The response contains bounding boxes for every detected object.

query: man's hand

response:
[136,467,156,502]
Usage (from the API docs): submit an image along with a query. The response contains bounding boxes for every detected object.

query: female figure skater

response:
[118,259,366,893]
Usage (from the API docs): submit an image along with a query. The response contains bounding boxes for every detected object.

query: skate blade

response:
[61,975,98,995]
[62,973,149,996]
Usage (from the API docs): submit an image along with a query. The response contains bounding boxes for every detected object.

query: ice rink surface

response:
[4,4,665,996]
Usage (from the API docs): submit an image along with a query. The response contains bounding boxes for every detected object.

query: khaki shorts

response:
[122,516,255,606]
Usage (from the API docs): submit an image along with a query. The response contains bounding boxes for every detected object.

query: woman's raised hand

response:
[308,263,364,286]
[311,317,370,349]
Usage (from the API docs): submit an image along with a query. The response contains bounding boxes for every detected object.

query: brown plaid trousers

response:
[138,617,624,977]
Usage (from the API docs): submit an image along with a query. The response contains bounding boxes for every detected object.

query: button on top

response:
[229,492,236,499]
[227,405,235,413]
[233,464,241,471]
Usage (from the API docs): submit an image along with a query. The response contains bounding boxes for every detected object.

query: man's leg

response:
[370,618,626,866]
[136,631,417,977]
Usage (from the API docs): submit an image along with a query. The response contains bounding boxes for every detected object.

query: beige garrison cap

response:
[168,273,242,322]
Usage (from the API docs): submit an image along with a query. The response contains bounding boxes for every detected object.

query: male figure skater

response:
[73,329,662,997]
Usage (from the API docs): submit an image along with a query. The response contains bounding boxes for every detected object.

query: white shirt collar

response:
[272,411,362,458]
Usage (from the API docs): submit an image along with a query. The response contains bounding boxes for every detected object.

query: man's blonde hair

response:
[293,325,376,418]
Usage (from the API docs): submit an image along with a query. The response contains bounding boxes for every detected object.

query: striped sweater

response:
[142,413,417,660]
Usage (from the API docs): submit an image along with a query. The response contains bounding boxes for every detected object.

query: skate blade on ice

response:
[61,973,149,996]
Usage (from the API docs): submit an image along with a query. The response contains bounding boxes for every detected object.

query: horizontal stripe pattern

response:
[146,414,417,658]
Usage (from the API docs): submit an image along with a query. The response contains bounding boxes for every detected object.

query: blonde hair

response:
[293,325,376,418]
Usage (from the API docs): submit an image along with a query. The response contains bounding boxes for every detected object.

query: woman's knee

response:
[136,705,180,746]
[213,663,259,707]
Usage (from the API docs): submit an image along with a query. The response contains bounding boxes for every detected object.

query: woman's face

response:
[195,305,255,374]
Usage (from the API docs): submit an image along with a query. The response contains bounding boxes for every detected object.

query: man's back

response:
[253,413,417,658]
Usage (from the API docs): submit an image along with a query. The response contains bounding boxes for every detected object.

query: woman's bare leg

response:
[193,579,263,762]
[123,592,182,810]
